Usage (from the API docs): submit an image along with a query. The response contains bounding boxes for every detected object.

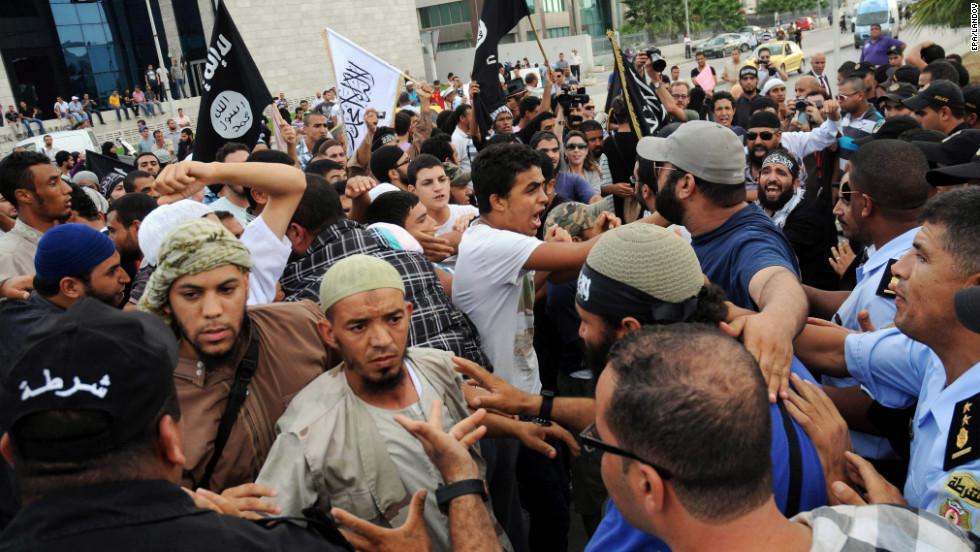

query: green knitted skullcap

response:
[319,254,406,312]
[585,223,703,303]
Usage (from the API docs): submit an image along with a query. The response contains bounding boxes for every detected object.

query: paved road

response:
[586,23,972,111]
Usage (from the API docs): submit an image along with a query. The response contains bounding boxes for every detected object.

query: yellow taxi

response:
[746,41,807,74]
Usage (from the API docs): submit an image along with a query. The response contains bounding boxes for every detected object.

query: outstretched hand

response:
[784,374,853,505]
[394,399,485,484]
[453,356,533,416]
[332,489,432,552]
[831,451,907,506]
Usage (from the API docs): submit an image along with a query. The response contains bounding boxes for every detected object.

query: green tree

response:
[621,0,687,35]
[688,0,748,32]
[622,0,746,34]
[906,0,970,30]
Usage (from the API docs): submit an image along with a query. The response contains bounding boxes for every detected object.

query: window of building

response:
[542,0,566,13]
[418,1,471,29]
[440,39,474,50]
[546,27,570,38]
[526,0,535,13]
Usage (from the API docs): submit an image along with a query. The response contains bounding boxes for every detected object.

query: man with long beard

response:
[757,149,839,290]
[139,216,331,493]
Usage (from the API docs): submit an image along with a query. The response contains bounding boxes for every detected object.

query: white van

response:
[11,129,100,156]
[853,0,900,48]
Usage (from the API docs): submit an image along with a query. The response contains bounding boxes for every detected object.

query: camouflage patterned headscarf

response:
[138,217,253,325]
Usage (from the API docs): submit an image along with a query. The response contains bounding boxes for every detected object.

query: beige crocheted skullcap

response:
[585,223,703,303]
[319,254,405,312]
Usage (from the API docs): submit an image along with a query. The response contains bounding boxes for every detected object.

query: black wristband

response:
[436,479,489,515]
[538,390,555,421]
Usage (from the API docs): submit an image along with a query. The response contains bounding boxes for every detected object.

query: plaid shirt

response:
[794,504,979,551]
[280,219,493,369]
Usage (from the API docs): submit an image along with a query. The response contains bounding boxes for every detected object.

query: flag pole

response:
[607,30,643,135]
[525,16,551,69]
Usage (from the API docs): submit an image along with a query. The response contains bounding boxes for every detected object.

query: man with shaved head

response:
[807,52,832,96]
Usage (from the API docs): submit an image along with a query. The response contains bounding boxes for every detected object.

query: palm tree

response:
[905,0,970,30]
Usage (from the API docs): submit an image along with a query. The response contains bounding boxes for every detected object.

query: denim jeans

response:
[175,78,187,98]
[113,106,131,120]
[21,118,45,135]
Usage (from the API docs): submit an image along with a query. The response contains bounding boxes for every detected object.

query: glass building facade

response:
[0,0,205,113]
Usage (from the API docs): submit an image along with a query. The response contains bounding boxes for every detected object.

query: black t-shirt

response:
[781,198,840,291]
[4,110,18,123]
[733,93,757,130]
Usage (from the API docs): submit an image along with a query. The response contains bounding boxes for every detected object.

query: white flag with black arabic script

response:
[325,28,402,158]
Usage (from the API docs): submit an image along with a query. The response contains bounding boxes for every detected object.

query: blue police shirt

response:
[826,226,919,460]
[586,358,828,552]
[846,327,980,536]
[691,203,800,310]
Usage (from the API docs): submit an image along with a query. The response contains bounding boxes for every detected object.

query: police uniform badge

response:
[938,472,980,533]
[945,393,980,471]
[875,259,899,299]
[872,119,885,134]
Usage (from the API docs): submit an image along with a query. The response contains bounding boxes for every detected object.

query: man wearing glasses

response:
[836,76,883,171]
[592,323,978,551]
[743,109,840,198]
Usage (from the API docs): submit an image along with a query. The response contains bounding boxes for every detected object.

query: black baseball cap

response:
[955,287,980,334]
[854,116,921,146]
[0,297,179,462]
[886,45,903,56]
[891,65,920,86]
[913,129,980,166]
[963,84,980,116]
[739,66,758,79]
[880,82,918,104]
[926,155,980,186]
[852,61,877,78]
[874,65,891,85]
[903,80,966,111]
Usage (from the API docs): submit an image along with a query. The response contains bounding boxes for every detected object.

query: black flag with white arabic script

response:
[193,0,272,163]
[604,31,668,137]
[471,0,531,137]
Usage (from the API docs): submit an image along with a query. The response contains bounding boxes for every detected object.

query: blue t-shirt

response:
[555,171,598,204]
[691,203,800,310]
[585,358,828,552]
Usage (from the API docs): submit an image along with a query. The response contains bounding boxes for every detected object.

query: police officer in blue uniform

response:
[796,187,980,536]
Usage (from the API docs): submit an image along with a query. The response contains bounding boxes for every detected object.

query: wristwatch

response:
[653,82,661,89]
[538,390,555,421]
[436,479,489,515]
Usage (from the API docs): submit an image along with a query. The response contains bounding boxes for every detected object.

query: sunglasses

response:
[580,423,674,481]
[837,92,857,101]
[565,143,588,150]
[672,94,689,100]
[838,181,864,205]
[745,131,777,141]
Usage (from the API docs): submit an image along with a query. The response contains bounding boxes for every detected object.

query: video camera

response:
[644,48,668,73]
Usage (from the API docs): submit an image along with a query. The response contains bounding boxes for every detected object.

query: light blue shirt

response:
[846,327,980,536]
[834,227,918,331]
[826,226,919,460]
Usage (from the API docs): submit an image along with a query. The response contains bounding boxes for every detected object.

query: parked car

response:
[696,34,743,58]
[746,40,807,74]
[738,25,762,35]
[796,16,814,30]
[12,129,99,157]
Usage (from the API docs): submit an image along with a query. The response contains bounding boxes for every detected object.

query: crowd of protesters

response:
[0,33,979,552]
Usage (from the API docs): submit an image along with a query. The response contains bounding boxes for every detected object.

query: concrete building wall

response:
[434,33,593,82]
[225,0,426,100]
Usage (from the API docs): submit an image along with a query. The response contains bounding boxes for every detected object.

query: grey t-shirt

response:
[358,364,451,551]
